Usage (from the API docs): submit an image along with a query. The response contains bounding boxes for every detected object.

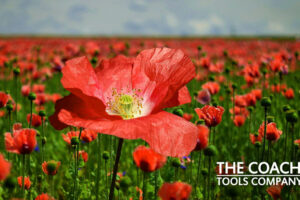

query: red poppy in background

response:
[233,115,246,127]
[35,193,55,200]
[133,145,166,172]
[50,48,198,157]
[42,161,61,175]
[194,125,209,151]
[182,113,193,121]
[158,182,192,200]
[0,154,11,181]
[250,133,262,145]
[5,129,37,154]
[79,150,88,162]
[284,88,294,99]
[62,131,79,145]
[251,89,262,100]
[80,129,98,143]
[195,105,224,127]
[18,176,31,190]
[234,95,247,107]
[258,122,282,141]
[27,113,42,127]
[195,89,211,105]
[266,184,283,200]
[244,93,256,106]
[202,82,220,95]
[0,91,8,108]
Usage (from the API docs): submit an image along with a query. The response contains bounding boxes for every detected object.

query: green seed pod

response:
[255,141,261,148]
[46,161,58,174]
[212,101,218,107]
[119,176,132,192]
[71,137,80,146]
[197,46,202,51]
[295,51,299,58]
[13,67,20,76]
[261,97,271,107]
[224,67,230,74]
[254,132,259,137]
[39,110,46,117]
[42,137,47,145]
[90,57,98,65]
[102,151,110,160]
[267,116,275,123]
[201,168,208,176]
[286,110,298,123]
[232,83,237,90]
[223,50,228,57]
[282,105,291,112]
[172,108,183,117]
[261,68,267,75]
[6,103,13,111]
[203,145,218,157]
[171,158,181,168]
[3,176,17,189]
[208,75,215,81]
[247,106,254,112]
[196,119,205,125]
[28,92,36,101]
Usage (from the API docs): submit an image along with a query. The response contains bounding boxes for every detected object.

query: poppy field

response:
[0,37,299,200]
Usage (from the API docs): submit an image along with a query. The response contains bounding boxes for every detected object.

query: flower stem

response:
[22,154,26,198]
[109,138,124,200]
[95,134,101,200]
[142,172,148,200]
[261,107,267,161]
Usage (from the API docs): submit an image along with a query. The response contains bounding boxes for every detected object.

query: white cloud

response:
[188,15,226,34]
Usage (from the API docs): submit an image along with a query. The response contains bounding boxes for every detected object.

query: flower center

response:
[107,88,143,119]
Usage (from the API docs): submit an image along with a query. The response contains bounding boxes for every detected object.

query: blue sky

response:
[0,0,299,35]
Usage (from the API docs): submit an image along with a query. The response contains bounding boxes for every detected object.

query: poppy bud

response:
[212,101,218,107]
[193,92,198,97]
[286,110,298,123]
[254,132,259,137]
[37,174,42,182]
[282,105,291,112]
[261,68,267,75]
[247,106,254,112]
[197,46,202,51]
[261,97,271,107]
[255,141,261,148]
[226,87,231,94]
[223,50,228,57]
[204,145,218,157]
[232,83,237,90]
[295,51,299,58]
[28,92,36,101]
[202,52,206,57]
[13,67,20,76]
[71,137,80,146]
[208,75,215,81]
[172,108,183,117]
[267,116,275,123]
[224,67,230,74]
[102,151,110,160]
[39,110,46,117]
[171,158,181,168]
[36,130,41,137]
[42,137,47,145]
[6,103,13,111]
[201,168,208,176]
[294,143,299,150]
[3,176,17,189]
[120,176,131,192]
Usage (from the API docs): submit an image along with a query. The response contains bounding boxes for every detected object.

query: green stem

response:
[261,107,267,161]
[22,154,26,198]
[109,138,124,200]
[142,172,148,200]
[95,134,101,200]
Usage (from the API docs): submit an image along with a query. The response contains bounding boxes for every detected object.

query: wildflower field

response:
[0,37,299,200]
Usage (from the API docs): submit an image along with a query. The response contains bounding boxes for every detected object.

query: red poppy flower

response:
[284,88,294,99]
[250,133,262,145]
[202,82,220,95]
[0,91,9,108]
[234,95,247,107]
[266,184,283,200]
[133,145,166,172]
[42,161,61,175]
[233,115,246,127]
[62,131,79,145]
[251,89,262,100]
[13,123,22,131]
[34,93,46,106]
[195,89,211,105]
[32,84,45,94]
[200,57,210,68]
[35,193,55,200]
[244,93,256,106]
[294,139,300,147]
[195,105,224,127]
[0,153,11,181]
[79,150,88,162]
[5,129,37,154]
[158,182,192,200]
[258,122,282,141]
[27,113,42,127]
[194,125,209,151]
[182,113,193,121]
[49,48,198,157]
[80,129,98,143]
[17,176,31,190]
